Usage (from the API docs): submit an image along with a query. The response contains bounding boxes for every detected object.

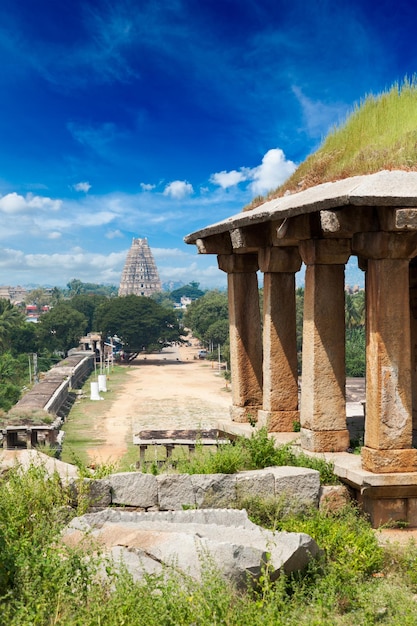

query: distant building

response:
[0,285,28,304]
[118,238,162,297]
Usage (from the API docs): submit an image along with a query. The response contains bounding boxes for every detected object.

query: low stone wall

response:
[71,465,322,513]
[13,353,94,417]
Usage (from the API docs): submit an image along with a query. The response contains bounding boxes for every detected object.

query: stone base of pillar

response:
[300,428,350,453]
[230,406,261,424]
[257,410,300,432]
[362,447,417,473]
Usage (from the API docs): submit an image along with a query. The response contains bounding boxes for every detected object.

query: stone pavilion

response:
[185,170,417,527]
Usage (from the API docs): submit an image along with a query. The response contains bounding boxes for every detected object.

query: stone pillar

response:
[218,254,263,423]
[257,247,301,431]
[354,232,417,473]
[409,262,417,436]
[299,239,351,452]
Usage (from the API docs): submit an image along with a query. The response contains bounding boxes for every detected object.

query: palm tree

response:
[0,299,25,351]
[345,292,365,330]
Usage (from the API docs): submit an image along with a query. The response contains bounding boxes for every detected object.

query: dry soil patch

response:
[86,343,232,464]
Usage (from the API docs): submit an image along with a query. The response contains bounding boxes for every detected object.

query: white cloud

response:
[248,149,296,195]
[292,86,345,138]
[163,180,194,199]
[210,149,296,197]
[140,182,156,191]
[73,181,91,192]
[47,232,62,240]
[106,229,123,239]
[210,169,248,189]
[0,192,62,214]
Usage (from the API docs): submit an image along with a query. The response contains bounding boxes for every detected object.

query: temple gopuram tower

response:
[118,238,162,297]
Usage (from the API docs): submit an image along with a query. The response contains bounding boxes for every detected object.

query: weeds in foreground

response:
[2,462,417,624]
[143,427,339,485]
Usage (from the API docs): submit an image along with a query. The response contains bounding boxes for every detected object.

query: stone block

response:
[68,478,112,510]
[235,469,275,501]
[319,485,350,514]
[407,498,417,527]
[300,428,350,452]
[362,497,407,528]
[190,473,237,508]
[62,508,319,589]
[230,406,260,423]
[361,447,417,473]
[267,466,321,511]
[156,474,196,510]
[257,409,299,432]
[108,472,158,508]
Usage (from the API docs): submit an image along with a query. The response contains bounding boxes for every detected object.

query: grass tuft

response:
[245,76,417,210]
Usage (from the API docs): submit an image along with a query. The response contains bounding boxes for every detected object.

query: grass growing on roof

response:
[245,77,417,210]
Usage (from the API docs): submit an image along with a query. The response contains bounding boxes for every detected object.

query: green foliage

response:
[346,327,366,377]
[9,322,38,355]
[68,294,108,333]
[3,463,417,624]
[66,278,117,297]
[94,295,183,358]
[169,281,205,302]
[36,302,88,354]
[296,287,366,377]
[152,428,338,485]
[0,299,25,351]
[184,290,229,345]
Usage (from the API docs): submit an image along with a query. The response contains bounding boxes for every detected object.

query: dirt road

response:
[86,343,233,464]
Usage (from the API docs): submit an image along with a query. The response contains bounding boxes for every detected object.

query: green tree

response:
[66,279,117,297]
[25,287,50,309]
[69,295,107,333]
[345,291,365,329]
[183,290,229,346]
[0,299,25,351]
[36,303,88,354]
[9,322,38,355]
[94,295,183,360]
[170,282,205,302]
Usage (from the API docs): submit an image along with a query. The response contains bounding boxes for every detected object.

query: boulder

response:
[62,508,319,589]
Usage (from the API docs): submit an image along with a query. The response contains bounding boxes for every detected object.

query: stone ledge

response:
[70,466,321,513]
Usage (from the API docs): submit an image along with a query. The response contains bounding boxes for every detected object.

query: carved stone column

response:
[218,254,263,423]
[354,232,417,472]
[257,247,301,431]
[409,261,417,436]
[299,239,351,452]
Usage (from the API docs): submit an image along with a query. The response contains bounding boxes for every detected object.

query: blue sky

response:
[0,0,415,290]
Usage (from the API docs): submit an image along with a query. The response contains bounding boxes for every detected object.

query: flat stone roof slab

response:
[184,170,417,243]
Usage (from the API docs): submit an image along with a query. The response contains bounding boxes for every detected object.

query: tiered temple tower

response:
[118,238,162,297]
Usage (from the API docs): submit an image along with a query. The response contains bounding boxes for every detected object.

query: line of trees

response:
[0,278,367,413]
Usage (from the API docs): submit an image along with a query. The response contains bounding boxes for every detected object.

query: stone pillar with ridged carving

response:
[257,247,301,431]
[218,254,263,423]
[299,239,351,452]
[354,232,417,473]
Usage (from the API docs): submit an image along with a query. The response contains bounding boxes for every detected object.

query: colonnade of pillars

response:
[218,232,417,473]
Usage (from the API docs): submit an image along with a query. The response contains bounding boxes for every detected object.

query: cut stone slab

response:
[156,473,196,510]
[107,472,158,508]
[63,508,319,589]
[190,473,237,508]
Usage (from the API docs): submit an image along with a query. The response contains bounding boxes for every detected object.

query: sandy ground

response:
[85,342,234,464]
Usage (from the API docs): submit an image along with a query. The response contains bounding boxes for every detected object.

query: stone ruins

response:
[118,237,162,297]
[185,170,417,526]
